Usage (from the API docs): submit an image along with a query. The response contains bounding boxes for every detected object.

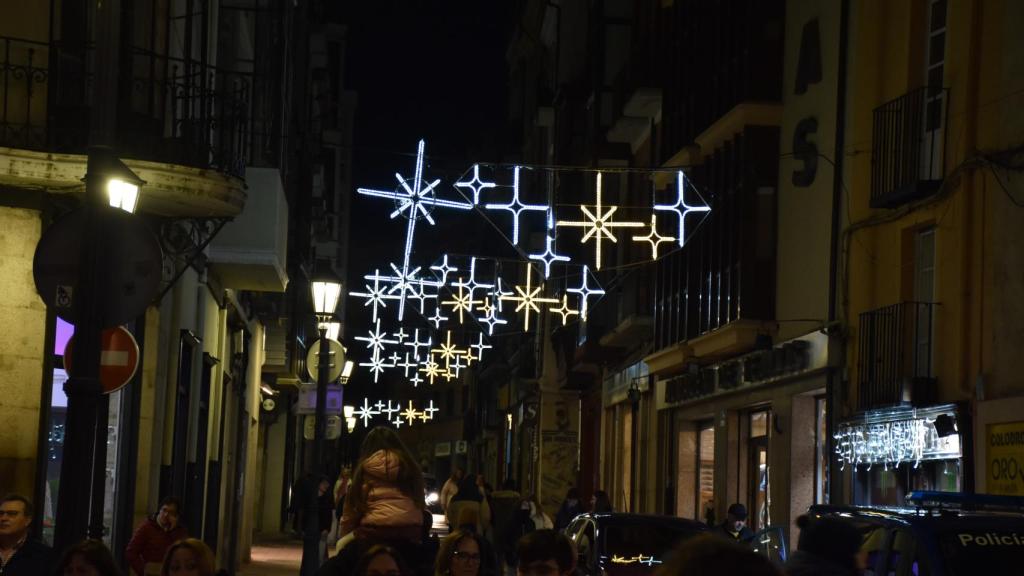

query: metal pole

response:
[301,330,331,576]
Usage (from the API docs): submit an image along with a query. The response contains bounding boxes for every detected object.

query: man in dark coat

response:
[124,496,188,575]
[0,494,53,576]
[714,503,754,542]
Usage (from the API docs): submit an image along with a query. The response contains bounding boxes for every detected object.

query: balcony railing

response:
[857,302,937,410]
[0,35,253,178]
[870,86,948,209]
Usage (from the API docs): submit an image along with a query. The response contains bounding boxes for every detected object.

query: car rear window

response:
[603,522,702,567]
[940,530,1024,575]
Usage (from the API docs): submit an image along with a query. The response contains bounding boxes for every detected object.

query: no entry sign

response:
[63,326,141,394]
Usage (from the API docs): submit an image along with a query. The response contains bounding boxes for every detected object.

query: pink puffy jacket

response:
[340,449,423,541]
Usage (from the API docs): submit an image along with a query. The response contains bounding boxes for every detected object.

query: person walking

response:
[0,494,53,576]
[56,539,122,576]
[713,503,754,543]
[589,491,612,514]
[160,538,216,576]
[488,480,521,575]
[338,427,426,549]
[447,476,491,537]
[552,489,581,532]
[521,496,552,531]
[125,496,188,576]
[786,514,865,576]
[440,468,464,515]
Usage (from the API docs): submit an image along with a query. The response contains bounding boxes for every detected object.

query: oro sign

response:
[63,326,140,394]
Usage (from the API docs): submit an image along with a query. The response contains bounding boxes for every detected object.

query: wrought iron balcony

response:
[0,35,252,178]
[870,86,948,209]
[857,302,937,410]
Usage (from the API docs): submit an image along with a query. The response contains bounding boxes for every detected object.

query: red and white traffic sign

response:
[63,326,140,394]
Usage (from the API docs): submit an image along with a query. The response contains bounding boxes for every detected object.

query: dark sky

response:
[336,2,515,390]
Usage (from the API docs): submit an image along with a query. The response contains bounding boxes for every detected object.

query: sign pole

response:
[301,331,336,576]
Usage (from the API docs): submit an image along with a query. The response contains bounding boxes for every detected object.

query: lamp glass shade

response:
[319,321,341,341]
[107,178,140,213]
[343,405,355,418]
[311,278,342,316]
[346,417,357,433]
[341,360,355,379]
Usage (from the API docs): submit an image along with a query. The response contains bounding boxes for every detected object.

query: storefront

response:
[657,331,833,539]
[836,404,964,506]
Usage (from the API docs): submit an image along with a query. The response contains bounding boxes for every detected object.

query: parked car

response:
[802,491,1024,576]
[564,513,709,575]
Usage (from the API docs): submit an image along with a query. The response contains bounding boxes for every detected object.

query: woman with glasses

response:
[354,545,410,576]
[435,530,493,576]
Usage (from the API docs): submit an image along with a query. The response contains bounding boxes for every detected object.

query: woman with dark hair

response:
[553,488,581,531]
[590,490,612,514]
[434,530,494,576]
[339,427,426,549]
[56,539,121,576]
[655,534,782,576]
[160,538,216,576]
[785,515,865,576]
[446,475,490,536]
[125,496,188,576]
[354,545,410,576]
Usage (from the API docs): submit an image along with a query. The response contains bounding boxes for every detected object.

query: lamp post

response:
[53,148,145,553]
[301,271,342,576]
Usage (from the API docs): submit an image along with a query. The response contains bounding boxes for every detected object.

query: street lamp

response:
[318,320,341,342]
[302,269,342,576]
[341,359,354,382]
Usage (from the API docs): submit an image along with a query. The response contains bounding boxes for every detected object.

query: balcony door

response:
[921,0,947,180]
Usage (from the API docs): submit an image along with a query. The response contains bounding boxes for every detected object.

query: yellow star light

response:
[499,265,558,331]
[431,330,465,363]
[419,354,443,385]
[556,172,645,269]
[549,294,580,326]
[632,214,676,260]
[441,280,482,324]
[401,400,422,425]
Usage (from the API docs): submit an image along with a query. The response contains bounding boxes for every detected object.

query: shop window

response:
[696,422,715,524]
[748,409,771,531]
[814,396,828,504]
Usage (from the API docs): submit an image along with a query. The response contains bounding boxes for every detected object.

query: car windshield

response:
[940,529,1024,575]
[602,522,701,568]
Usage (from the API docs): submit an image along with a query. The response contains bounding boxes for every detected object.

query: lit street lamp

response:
[301,269,343,576]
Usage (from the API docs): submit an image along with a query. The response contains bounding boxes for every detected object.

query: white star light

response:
[480,298,509,335]
[354,397,379,428]
[632,214,676,260]
[355,318,399,354]
[430,254,459,285]
[428,306,449,329]
[382,401,400,419]
[455,164,497,205]
[557,172,645,270]
[529,233,571,278]
[452,257,494,302]
[654,171,711,247]
[567,265,606,321]
[449,354,467,377]
[470,333,492,361]
[357,140,473,319]
[500,264,558,331]
[404,329,433,359]
[442,281,482,324]
[359,349,395,383]
[392,417,404,429]
[484,166,548,245]
[491,277,514,313]
[349,269,398,323]
[409,372,425,387]
[396,352,419,377]
[421,400,438,421]
[549,294,580,326]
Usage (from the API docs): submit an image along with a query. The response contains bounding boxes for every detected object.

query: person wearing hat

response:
[786,514,865,576]
[714,503,754,542]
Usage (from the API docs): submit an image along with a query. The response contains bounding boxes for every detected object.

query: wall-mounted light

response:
[341,360,355,381]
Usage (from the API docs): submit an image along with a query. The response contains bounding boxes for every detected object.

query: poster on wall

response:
[987,422,1024,495]
[539,395,579,516]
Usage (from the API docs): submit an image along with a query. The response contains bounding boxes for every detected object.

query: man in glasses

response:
[0,494,53,576]
[515,530,575,576]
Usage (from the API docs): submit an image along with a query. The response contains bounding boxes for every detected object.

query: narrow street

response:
[237,538,303,576]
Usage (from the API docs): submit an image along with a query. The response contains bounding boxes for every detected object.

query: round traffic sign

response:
[306,338,346,382]
[63,326,141,394]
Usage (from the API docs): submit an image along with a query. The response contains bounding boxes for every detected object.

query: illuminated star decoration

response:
[407,278,439,314]
[470,333,492,361]
[549,293,580,326]
[404,329,432,359]
[567,265,606,321]
[557,172,645,269]
[452,257,495,303]
[396,352,420,378]
[354,397,380,428]
[491,277,514,312]
[484,166,548,245]
[428,306,449,329]
[500,264,558,331]
[449,354,467,377]
[409,372,424,387]
[455,164,497,205]
[654,170,711,247]
[349,398,437,429]
[357,140,473,320]
[432,330,467,365]
[421,400,439,421]
[529,233,570,279]
[349,270,398,322]
[441,281,482,324]
[479,298,508,335]
[402,401,422,425]
[430,254,459,285]
[632,214,676,260]
[392,417,404,428]
[382,401,400,420]
[359,349,395,383]
[355,318,398,354]
[420,354,444,385]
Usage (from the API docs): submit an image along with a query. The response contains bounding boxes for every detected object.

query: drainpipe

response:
[826,0,850,505]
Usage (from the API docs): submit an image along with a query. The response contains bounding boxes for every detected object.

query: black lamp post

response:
[300,271,342,576]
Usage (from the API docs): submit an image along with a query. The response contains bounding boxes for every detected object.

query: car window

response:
[885,529,928,576]
[577,520,596,567]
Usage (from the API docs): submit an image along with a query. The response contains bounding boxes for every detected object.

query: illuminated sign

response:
[610,555,662,566]
[835,406,961,469]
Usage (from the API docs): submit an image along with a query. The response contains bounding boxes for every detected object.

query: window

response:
[748,409,771,531]
[696,422,715,523]
[621,409,633,511]
[924,0,947,132]
[814,396,828,504]
[913,228,935,377]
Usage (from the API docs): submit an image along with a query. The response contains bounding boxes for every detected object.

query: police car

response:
[804,491,1024,575]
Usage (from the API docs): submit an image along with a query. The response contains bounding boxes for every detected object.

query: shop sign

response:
[987,421,1024,495]
[435,442,451,457]
[661,331,827,407]
[834,405,960,469]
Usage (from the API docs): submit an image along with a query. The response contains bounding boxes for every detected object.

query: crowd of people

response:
[0,426,867,576]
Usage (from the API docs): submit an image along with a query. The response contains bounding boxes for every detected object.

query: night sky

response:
[338,2,514,388]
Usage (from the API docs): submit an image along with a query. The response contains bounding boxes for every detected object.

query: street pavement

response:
[237,538,303,576]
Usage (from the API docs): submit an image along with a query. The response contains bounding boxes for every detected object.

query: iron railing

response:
[857,302,937,410]
[870,86,948,208]
[0,35,253,178]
